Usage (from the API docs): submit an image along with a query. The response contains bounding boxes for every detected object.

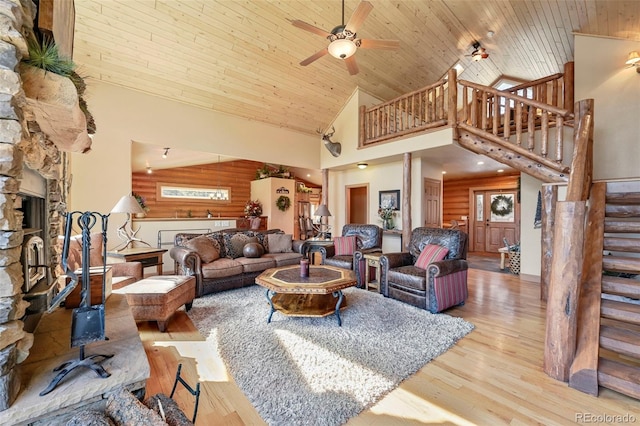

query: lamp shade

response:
[314,204,332,217]
[327,39,357,59]
[626,51,640,65]
[111,195,145,214]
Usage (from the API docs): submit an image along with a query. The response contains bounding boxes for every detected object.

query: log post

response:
[359,105,366,147]
[322,168,329,230]
[540,184,557,301]
[402,153,411,250]
[544,200,586,381]
[447,69,457,128]
[563,62,574,113]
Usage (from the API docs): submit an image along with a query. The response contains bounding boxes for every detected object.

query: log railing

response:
[359,69,456,147]
[457,79,574,174]
[505,62,574,113]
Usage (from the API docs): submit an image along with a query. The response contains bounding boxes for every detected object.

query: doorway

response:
[423,178,441,228]
[346,184,368,224]
[470,188,519,253]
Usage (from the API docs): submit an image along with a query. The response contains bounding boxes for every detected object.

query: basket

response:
[508,251,521,275]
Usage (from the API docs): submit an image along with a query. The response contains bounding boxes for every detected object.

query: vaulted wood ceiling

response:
[73,0,640,137]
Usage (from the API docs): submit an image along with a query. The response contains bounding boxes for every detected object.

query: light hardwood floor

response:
[138,268,639,425]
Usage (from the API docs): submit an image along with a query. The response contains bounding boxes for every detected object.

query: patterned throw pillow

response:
[223,233,258,259]
[267,234,293,253]
[334,235,356,256]
[415,244,449,269]
[184,235,221,263]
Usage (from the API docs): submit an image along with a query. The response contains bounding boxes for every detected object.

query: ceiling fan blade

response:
[291,20,332,38]
[300,48,329,66]
[358,39,400,50]
[345,1,374,33]
[345,55,359,75]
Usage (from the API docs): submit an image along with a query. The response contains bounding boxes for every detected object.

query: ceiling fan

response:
[291,0,399,75]
[468,41,489,62]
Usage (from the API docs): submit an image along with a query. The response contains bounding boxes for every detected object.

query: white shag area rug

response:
[187,285,474,426]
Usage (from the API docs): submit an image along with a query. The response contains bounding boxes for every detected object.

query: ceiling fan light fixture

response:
[328,38,357,59]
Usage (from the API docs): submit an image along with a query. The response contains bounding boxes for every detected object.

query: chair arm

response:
[109,262,143,281]
[379,252,413,269]
[379,252,413,297]
[427,259,468,277]
[169,246,204,297]
[292,239,305,254]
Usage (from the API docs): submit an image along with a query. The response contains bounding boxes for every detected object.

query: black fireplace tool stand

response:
[40,211,113,396]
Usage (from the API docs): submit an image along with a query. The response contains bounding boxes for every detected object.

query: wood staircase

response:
[570,181,640,399]
[359,61,640,402]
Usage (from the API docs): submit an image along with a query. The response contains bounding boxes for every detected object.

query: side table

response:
[301,238,334,265]
[363,252,383,292]
[107,247,168,275]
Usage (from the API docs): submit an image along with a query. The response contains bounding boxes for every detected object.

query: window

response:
[157,183,230,202]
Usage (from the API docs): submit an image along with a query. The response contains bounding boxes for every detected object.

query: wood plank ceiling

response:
[73,1,640,137]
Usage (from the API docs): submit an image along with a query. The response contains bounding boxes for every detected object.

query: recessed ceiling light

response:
[307,174,311,177]
[497,169,504,173]
[477,161,485,165]
[442,171,447,174]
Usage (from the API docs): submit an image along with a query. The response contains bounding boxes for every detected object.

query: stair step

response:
[602,255,640,274]
[598,358,640,399]
[604,219,640,233]
[606,192,640,205]
[603,237,640,253]
[602,275,640,299]
[601,299,640,325]
[605,204,640,217]
[600,324,640,358]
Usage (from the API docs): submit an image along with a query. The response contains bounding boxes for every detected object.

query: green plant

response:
[26,36,75,77]
[276,195,291,211]
[256,164,272,179]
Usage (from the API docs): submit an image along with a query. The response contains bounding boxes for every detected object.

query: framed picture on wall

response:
[379,190,400,210]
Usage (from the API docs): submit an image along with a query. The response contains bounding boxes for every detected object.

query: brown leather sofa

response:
[379,227,468,313]
[304,224,383,287]
[170,229,304,297]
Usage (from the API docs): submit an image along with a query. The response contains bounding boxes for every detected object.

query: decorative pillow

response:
[334,235,356,256]
[243,242,265,258]
[415,244,449,269]
[267,233,293,253]
[184,235,221,263]
[224,233,258,259]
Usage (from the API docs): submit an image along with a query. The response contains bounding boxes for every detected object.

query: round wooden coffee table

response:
[255,265,356,326]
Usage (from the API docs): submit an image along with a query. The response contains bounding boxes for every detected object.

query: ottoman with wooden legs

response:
[114,275,196,332]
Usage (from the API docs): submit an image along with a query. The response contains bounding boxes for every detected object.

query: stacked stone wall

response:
[0,0,73,411]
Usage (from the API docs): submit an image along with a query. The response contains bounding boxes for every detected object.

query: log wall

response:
[443,173,520,225]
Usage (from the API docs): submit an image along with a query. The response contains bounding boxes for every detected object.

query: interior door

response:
[473,190,519,252]
[346,185,368,224]
[423,178,441,228]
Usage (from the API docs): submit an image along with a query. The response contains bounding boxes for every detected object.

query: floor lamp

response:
[111,194,151,251]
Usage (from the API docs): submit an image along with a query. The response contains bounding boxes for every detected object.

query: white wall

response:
[71,81,319,243]
[519,174,542,277]
[574,35,640,180]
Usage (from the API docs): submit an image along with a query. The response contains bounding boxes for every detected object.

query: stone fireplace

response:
[0,0,90,413]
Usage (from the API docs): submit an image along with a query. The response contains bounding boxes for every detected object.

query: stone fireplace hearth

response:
[0,1,149,420]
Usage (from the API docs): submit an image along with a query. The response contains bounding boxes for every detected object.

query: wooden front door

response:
[472,189,519,252]
[423,178,441,228]
[346,185,368,224]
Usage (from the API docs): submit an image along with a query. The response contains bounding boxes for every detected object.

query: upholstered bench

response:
[114,275,196,332]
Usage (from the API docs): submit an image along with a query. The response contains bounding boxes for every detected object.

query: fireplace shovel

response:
[71,304,106,347]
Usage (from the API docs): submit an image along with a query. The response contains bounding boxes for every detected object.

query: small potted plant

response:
[276,165,290,178]
[132,192,149,217]
[256,164,271,179]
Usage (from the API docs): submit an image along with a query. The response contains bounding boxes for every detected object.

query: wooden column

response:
[402,153,411,250]
[569,182,606,396]
[563,62,574,113]
[540,184,558,301]
[322,168,329,229]
[543,200,586,381]
[447,69,457,127]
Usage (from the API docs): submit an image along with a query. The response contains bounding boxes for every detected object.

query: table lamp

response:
[313,204,332,239]
[111,194,151,251]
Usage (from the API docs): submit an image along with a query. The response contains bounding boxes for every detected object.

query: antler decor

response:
[317,126,342,157]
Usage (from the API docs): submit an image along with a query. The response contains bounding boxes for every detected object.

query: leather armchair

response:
[306,224,382,287]
[380,227,468,313]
